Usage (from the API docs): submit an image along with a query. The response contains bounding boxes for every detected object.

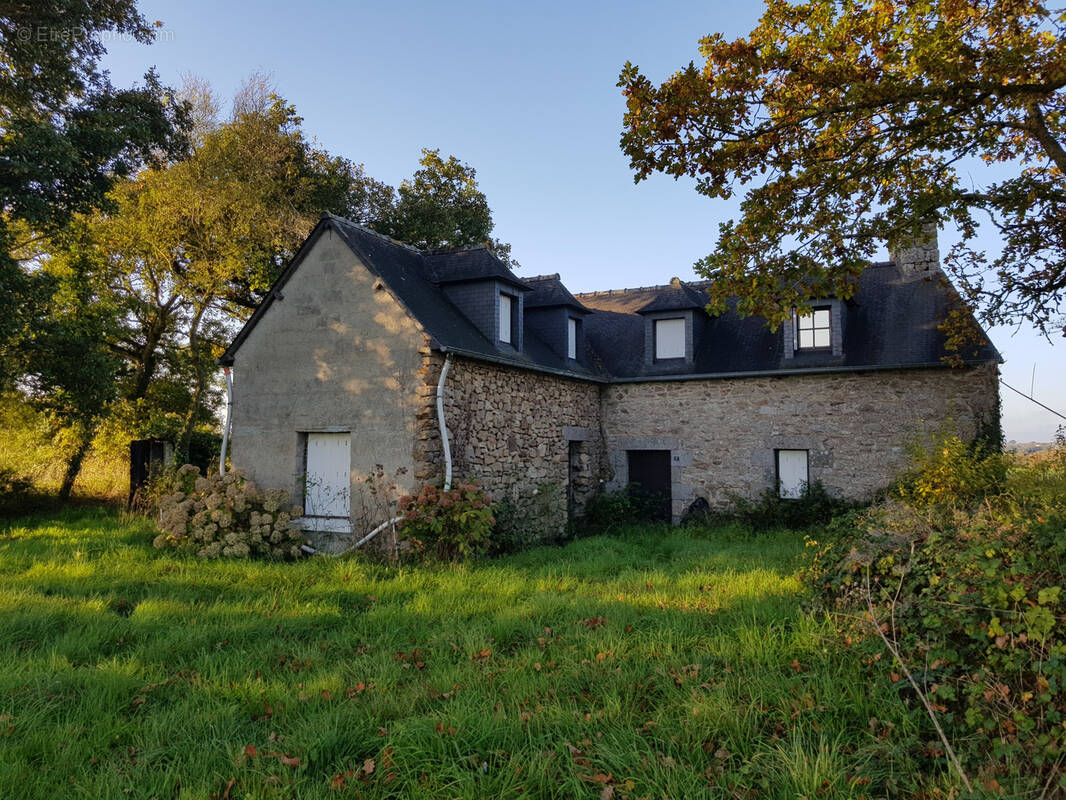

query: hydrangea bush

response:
[153,465,307,559]
[396,482,495,560]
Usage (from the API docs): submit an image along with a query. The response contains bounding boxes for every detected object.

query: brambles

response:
[805,436,1066,793]
[153,465,306,559]
[396,482,495,560]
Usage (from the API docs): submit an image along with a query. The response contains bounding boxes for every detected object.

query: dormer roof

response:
[424,246,531,290]
[636,278,708,315]
[522,274,590,313]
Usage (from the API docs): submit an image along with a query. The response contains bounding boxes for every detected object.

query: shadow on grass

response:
[0,509,919,800]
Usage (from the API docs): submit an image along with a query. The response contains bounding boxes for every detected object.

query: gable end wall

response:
[228,230,427,546]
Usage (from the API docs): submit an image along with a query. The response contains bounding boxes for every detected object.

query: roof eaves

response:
[611,359,995,383]
[438,344,609,383]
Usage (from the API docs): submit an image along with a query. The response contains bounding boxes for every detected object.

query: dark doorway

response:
[128,439,174,508]
[626,449,672,522]
[568,441,581,519]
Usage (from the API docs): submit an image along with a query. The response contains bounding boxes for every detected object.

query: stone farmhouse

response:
[219,214,1000,545]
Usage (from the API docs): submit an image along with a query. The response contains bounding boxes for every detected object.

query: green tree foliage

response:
[0,0,187,375]
[81,77,390,460]
[10,223,123,500]
[618,0,1066,337]
[0,1,188,229]
[378,148,517,267]
[0,0,186,495]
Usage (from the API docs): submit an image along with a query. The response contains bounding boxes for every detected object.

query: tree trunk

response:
[57,433,92,503]
[177,302,209,461]
[125,300,177,402]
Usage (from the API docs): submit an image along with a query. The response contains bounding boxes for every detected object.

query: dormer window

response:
[567,317,578,360]
[796,307,831,350]
[499,292,514,344]
[654,318,686,360]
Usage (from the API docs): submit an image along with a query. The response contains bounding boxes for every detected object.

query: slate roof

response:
[636,280,708,314]
[221,214,1000,381]
[425,247,531,289]
[523,274,590,312]
[220,216,600,380]
[576,267,1001,380]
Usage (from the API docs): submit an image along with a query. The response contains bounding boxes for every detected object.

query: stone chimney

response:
[889,223,940,276]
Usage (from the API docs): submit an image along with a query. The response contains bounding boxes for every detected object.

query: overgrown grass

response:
[0,509,960,798]
[0,395,127,508]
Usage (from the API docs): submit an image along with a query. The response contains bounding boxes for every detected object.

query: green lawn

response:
[0,509,947,799]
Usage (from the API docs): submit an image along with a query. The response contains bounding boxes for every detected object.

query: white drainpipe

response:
[219,366,234,476]
[437,351,454,491]
[320,351,455,556]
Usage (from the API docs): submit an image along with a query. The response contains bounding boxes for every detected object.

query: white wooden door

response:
[777,449,809,499]
[305,432,351,518]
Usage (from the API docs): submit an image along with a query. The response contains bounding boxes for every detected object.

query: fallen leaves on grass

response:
[240,745,300,768]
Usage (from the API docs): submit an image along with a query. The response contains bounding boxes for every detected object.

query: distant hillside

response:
[1006,440,1056,454]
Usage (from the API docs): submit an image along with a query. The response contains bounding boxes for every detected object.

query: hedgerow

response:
[805,433,1066,794]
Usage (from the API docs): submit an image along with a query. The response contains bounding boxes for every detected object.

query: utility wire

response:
[999,379,1066,422]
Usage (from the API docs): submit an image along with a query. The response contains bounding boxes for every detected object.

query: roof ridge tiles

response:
[574,278,711,297]
[424,243,491,255]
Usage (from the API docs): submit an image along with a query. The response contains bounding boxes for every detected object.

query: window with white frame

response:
[776,449,809,499]
[499,293,514,344]
[654,317,686,360]
[567,317,578,360]
[795,307,831,350]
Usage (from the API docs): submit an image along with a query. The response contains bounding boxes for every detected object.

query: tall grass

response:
[0,396,126,505]
[0,510,953,799]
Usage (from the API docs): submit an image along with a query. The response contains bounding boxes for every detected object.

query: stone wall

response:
[602,363,1000,520]
[414,353,604,535]
[890,223,941,275]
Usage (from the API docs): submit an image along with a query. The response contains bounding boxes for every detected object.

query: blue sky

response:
[102,0,1064,442]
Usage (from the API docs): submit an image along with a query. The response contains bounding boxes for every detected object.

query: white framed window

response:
[304,432,351,518]
[796,307,831,350]
[654,317,686,360]
[567,317,577,360]
[499,293,513,344]
[776,449,809,499]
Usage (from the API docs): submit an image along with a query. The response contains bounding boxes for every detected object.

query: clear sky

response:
[102,0,1065,442]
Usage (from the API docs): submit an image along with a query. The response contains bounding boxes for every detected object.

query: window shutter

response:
[777,449,809,499]
[567,317,577,359]
[499,294,512,344]
[654,318,686,359]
